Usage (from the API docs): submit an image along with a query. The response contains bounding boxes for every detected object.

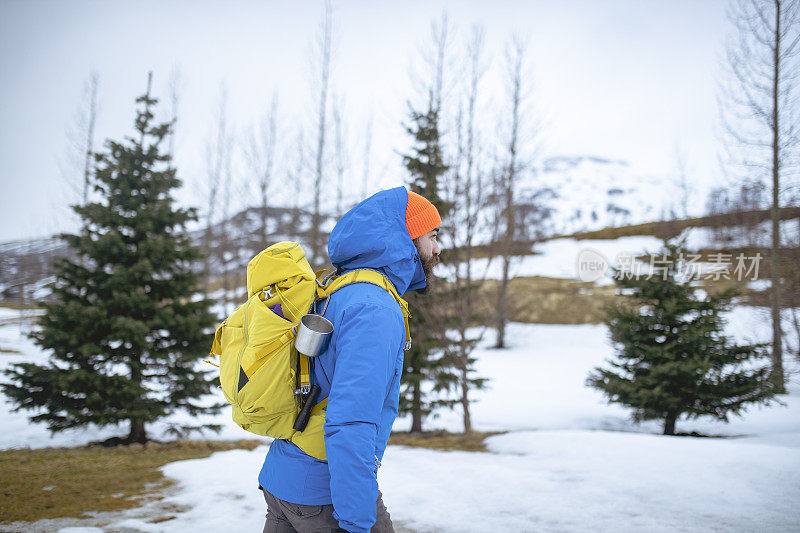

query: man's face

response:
[413,228,441,294]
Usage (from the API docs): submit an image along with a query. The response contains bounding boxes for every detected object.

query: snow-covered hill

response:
[0,205,334,300]
[526,155,674,236]
[0,237,71,299]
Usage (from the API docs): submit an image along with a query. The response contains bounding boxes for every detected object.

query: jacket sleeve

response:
[324,302,403,533]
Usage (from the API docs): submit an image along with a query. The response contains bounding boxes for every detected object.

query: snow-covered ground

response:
[1,300,798,532]
[106,427,799,533]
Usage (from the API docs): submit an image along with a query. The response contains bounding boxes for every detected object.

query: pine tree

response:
[433,289,486,433]
[400,101,458,432]
[403,102,452,216]
[587,240,776,435]
[2,75,221,444]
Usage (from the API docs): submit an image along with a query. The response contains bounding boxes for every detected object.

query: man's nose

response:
[433,241,441,256]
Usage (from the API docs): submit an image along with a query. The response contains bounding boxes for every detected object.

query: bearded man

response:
[258,187,441,533]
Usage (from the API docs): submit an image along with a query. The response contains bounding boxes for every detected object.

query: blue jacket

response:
[259,187,426,533]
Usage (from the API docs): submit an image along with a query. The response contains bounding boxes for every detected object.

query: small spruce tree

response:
[400,100,459,432]
[402,102,452,216]
[587,240,776,435]
[2,75,221,444]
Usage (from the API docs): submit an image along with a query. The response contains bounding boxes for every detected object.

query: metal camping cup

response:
[294,314,334,357]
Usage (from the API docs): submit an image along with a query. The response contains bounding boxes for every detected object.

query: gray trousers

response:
[261,487,395,533]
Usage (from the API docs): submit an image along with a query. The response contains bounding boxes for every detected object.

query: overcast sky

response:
[0,0,729,243]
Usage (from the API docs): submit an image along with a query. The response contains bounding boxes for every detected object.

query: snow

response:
[1,301,798,531]
[108,448,270,533]
[532,156,673,236]
[469,234,763,286]
[92,428,799,533]
[391,309,800,440]
[0,307,26,321]
[382,431,799,533]
[464,236,664,281]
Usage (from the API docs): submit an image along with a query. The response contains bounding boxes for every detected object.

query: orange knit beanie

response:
[405,190,441,239]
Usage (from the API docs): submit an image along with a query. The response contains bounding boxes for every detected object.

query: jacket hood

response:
[328,187,427,295]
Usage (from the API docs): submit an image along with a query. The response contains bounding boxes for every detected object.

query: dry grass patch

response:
[474,276,622,325]
[473,266,774,326]
[555,206,800,241]
[0,346,22,355]
[389,430,506,452]
[0,302,41,312]
[0,439,262,524]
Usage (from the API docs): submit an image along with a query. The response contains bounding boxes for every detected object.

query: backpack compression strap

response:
[295,269,413,400]
[322,269,412,350]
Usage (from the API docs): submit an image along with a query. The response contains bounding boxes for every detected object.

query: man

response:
[258,187,441,532]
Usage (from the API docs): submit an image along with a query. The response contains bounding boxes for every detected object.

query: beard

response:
[416,251,440,295]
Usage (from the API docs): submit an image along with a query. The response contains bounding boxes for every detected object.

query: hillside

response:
[531,155,672,235]
[0,205,334,302]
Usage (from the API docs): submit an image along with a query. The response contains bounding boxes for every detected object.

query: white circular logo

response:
[576,248,609,282]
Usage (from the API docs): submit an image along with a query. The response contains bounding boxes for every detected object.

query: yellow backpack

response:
[208,241,411,461]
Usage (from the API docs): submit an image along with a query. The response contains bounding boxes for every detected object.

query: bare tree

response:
[54,72,100,257]
[706,186,737,243]
[244,92,279,244]
[219,123,235,314]
[425,12,453,118]
[721,0,800,392]
[731,179,770,246]
[673,144,692,220]
[288,128,307,238]
[493,35,529,349]
[166,64,183,160]
[406,11,456,136]
[361,112,373,198]
[439,25,491,432]
[204,84,233,300]
[785,247,800,364]
[80,73,99,207]
[332,93,348,216]
[60,71,100,210]
[309,0,335,267]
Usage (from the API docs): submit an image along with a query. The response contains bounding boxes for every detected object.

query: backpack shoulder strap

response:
[323,269,412,350]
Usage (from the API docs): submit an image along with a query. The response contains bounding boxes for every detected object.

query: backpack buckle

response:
[316,271,336,288]
[404,339,412,351]
[295,384,311,395]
